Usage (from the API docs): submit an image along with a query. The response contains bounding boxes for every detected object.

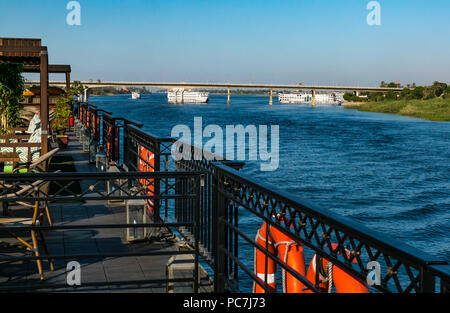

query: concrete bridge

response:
[25,80,403,106]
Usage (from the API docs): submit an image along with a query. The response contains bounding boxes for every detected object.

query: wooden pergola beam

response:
[23,64,71,73]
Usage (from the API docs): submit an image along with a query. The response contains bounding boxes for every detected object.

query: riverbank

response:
[345,98,450,121]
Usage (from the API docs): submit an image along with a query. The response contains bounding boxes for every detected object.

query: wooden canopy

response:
[0,38,72,154]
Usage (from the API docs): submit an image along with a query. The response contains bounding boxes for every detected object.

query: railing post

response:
[154,139,161,220]
[111,119,116,164]
[193,175,202,293]
[214,169,226,293]
[123,124,129,168]
[442,277,450,293]
[420,267,436,293]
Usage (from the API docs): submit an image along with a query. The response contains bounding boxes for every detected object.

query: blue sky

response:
[1,0,449,86]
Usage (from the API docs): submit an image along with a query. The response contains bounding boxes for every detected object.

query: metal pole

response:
[214,170,226,293]
[420,268,436,293]
[193,175,201,293]
[154,138,161,221]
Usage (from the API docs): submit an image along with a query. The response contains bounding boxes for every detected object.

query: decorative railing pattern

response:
[0,171,202,292]
[73,101,450,293]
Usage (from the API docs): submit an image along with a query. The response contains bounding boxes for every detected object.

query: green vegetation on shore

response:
[347,98,450,121]
[344,81,450,121]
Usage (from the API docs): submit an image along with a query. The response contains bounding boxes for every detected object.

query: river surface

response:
[91,94,450,288]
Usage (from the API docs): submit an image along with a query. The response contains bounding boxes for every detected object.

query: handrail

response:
[212,161,449,293]
[120,117,143,128]
[96,109,113,115]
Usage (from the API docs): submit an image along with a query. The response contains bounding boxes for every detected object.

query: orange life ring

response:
[106,126,112,161]
[305,243,369,293]
[138,146,155,217]
[254,222,307,293]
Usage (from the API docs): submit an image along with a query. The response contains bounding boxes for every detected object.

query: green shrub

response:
[53,95,72,134]
[0,63,24,132]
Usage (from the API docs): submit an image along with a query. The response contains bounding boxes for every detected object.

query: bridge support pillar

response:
[312,89,316,107]
[84,88,89,103]
[227,88,230,105]
[269,89,273,106]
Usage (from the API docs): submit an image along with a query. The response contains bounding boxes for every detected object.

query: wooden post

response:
[66,71,72,113]
[269,89,273,106]
[65,71,71,98]
[40,48,49,155]
[227,88,230,105]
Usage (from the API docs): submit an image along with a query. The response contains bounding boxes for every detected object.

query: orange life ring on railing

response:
[305,243,369,293]
[254,222,307,293]
[114,126,120,161]
[138,146,155,217]
[106,125,112,161]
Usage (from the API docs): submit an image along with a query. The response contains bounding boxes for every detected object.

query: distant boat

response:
[168,88,209,103]
[278,92,344,104]
[131,92,141,100]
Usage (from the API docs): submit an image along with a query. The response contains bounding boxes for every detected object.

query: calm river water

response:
[91,94,450,286]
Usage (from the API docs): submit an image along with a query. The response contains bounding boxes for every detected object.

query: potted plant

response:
[53,95,72,148]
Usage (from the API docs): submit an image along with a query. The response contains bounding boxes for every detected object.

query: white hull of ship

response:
[278,92,343,104]
[168,90,209,103]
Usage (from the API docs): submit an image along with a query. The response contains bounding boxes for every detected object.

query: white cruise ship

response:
[167,89,209,103]
[278,92,312,104]
[278,92,344,104]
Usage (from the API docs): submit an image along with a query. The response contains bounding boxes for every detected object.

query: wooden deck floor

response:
[0,131,213,293]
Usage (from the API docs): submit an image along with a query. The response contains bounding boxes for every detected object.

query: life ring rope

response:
[280,240,296,293]
[255,223,369,293]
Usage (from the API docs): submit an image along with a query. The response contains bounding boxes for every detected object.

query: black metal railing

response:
[70,101,450,293]
[0,171,202,292]
[213,162,449,293]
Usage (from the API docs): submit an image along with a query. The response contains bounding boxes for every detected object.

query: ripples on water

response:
[91,94,450,262]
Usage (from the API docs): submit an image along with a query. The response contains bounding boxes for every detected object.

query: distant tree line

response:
[344,81,450,102]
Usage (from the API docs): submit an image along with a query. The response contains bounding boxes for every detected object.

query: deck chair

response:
[0,174,59,280]
[12,148,59,174]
